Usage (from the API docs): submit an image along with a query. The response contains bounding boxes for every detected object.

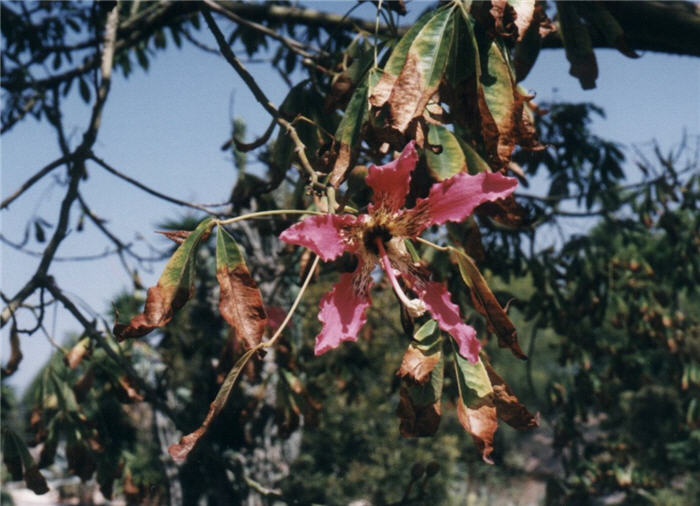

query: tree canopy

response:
[2,1,699,504]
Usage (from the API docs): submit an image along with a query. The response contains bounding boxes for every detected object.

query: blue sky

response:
[2,3,699,391]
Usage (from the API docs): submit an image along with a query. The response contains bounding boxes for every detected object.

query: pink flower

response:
[280,141,517,362]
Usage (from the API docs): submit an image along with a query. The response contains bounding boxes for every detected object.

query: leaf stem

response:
[262,255,321,349]
[415,236,450,252]
[217,209,324,226]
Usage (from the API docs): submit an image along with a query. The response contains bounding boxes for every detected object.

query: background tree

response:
[2,1,699,504]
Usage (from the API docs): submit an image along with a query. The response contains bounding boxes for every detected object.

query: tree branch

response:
[89,153,220,215]
[1,155,70,210]
[542,1,700,57]
[201,7,322,189]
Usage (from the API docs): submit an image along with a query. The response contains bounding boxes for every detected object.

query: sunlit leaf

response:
[369,10,435,108]
[371,6,456,133]
[216,226,267,349]
[113,217,214,340]
[453,353,497,464]
[398,324,443,385]
[426,125,467,180]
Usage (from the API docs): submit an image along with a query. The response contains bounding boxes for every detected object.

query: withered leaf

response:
[64,337,90,369]
[117,375,145,403]
[170,346,258,462]
[376,7,456,134]
[216,227,267,350]
[452,352,497,463]
[398,322,443,385]
[398,343,442,385]
[156,229,192,244]
[24,465,50,494]
[1,323,23,377]
[452,248,526,359]
[485,360,539,429]
[66,441,96,482]
[370,10,435,109]
[477,194,529,227]
[397,350,444,437]
[477,40,521,169]
[397,386,442,438]
[113,217,214,341]
[456,396,498,464]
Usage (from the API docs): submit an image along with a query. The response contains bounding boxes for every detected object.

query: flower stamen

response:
[375,239,426,317]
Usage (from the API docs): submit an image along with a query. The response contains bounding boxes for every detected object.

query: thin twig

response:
[1,155,70,210]
[203,0,320,59]
[201,8,322,189]
[88,153,219,215]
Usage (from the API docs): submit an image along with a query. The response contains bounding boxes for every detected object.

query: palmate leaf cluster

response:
[2,1,700,504]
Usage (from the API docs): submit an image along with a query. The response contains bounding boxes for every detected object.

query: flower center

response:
[375,238,426,318]
[363,225,392,255]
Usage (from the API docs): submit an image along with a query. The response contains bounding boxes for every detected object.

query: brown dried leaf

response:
[485,360,539,429]
[398,344,441,385]
[216,227,267,349]
[114,218,214,340]
[155,229,192,245]
[453,248,527,359]
[477,194,528,227]
[64,337,90,369]
[456,397,498,464]
[397,386,442,437]
[117,375,145,403]
[2,323,23,377]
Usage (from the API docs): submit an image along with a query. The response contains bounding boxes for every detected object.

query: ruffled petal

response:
[410,172,517,235]
[366,141,419,212]
[315,272,371,355]
[279,214,357,261]
[419,280,480,363]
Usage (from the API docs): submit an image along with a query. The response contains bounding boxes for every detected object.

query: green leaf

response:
[426,124,467,180]
[329,68,380,186]
[378,10,435,81]
[216,226,267,349]
[113,217,214,340]
[414,319,438,342]
[458,137,492,174]
[454,352,493,401]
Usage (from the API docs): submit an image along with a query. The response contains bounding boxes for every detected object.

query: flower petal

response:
[279,214,357,261]
[315,273,371,355]
[419,281,480,363]
[411,172,517,234]
[366,141,419,212]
